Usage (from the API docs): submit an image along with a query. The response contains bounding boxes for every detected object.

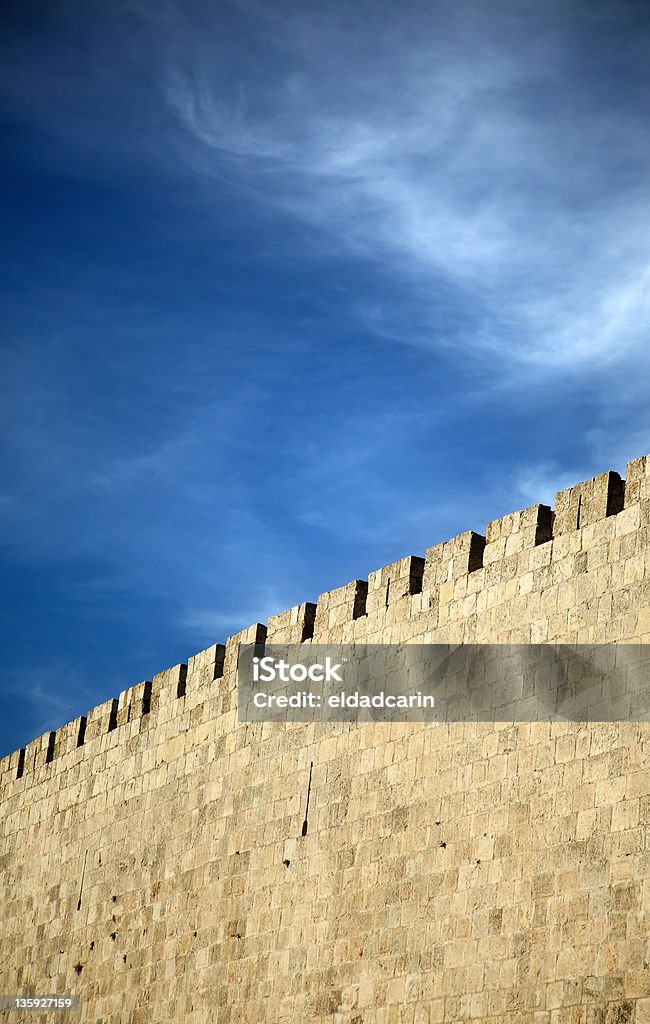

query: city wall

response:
[2,455,650,1023]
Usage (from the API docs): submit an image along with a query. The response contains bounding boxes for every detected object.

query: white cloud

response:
[163,2,650,375]
[2,2,648,376]
[4,666,91,740]
[514,463,587,510]
[181,588,290,640]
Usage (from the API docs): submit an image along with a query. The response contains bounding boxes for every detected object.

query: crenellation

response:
[0,747,23,796]
[0,750,14,790]
[2,452,650,1022]
[116,680,153,728]
[423,530,486,594]
[625,455,650,507]
[51,716,87,760]
[151,662,189,717]
[366,555,425,615]
[1,456,640,787]
[84,697,119,745]
[22,730,55,778]
[267,601,317,643]
[186,643,226,698]
[223,623,267,681]
[313,579,368,639]
[554,470,625,536]
[484,504,553,565]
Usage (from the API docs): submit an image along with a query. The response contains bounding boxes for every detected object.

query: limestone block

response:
[626,454,650,505]
[485,504,553,565]
[116,680,153,727]
[187,643,226,688]
[366,556,424,613]
[221,623,267,680]
[152,663,189,710]
[554,471,624,535]
[266,602,317,643]
[85,696,119,743]
[313,580,368,638]
[54,716,87,757]
[423,531,485,590]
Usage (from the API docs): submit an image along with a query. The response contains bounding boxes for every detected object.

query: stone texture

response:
[1,455,650,1022]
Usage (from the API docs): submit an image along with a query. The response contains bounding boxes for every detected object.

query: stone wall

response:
[2,454,650,1023]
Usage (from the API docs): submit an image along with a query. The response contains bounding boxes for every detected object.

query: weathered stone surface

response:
[1,455,650,1022]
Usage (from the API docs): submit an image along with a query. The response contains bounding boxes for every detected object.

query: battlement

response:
[3,452,650,1024]
[2,452,650,795]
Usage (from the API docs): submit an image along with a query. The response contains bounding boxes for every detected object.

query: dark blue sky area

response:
[2,0,650,755]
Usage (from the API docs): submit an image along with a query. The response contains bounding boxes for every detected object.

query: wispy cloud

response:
[2,2,649,374]
[181,585,290,640]
[160,2,650,373]
[514,463,587,510]
[4,665,92,741]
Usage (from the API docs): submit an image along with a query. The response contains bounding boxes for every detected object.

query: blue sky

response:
[2,0,650,757]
